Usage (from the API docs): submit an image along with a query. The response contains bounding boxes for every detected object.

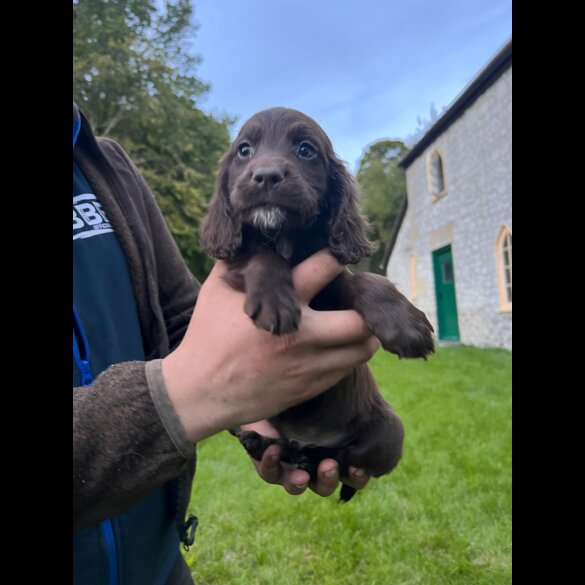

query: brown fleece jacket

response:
[73,114,200,533]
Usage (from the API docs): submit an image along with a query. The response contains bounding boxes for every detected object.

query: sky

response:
[190,0,512,172]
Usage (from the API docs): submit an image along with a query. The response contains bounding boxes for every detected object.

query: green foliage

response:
[74,0,233,280]
[356,140,408,274]
[186,345,512,584]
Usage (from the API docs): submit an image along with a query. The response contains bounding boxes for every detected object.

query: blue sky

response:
[191,0,512,172]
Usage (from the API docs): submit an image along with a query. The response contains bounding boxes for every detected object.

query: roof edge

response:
[400,38,512,169]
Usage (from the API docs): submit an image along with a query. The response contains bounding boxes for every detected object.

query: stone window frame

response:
[496,225,512,312]
[427,149,448,202]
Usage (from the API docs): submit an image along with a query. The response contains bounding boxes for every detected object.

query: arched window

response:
[496,226,512,311]
[428,150,446,200]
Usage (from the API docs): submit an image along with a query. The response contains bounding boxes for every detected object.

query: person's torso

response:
[73,161,181,585]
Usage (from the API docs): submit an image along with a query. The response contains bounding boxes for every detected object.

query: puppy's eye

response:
[238,142,254,158]
[297,142,316,159]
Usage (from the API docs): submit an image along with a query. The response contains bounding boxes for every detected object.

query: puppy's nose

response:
[252,167,284,186]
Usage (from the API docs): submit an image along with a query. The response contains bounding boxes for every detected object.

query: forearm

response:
[73,360,194,531]
[161,347,238,444]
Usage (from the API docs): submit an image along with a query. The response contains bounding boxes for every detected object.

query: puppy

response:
[200,107,434,500]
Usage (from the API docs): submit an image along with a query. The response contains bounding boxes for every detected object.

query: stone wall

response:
[387,67,512,349]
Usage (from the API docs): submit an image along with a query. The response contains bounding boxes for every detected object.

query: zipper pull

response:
[79,359,93,386]
[181,515,198,551]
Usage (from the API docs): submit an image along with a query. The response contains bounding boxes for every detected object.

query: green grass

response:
[183,345,512,585]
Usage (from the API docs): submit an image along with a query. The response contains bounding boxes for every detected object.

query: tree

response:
[405,102,446,147]
[355,140,408,274]
[74,0,233,280]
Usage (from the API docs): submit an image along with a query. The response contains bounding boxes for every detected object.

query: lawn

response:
[183,345,512,585]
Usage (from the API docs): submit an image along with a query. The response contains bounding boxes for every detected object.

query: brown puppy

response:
[201,107,434,500]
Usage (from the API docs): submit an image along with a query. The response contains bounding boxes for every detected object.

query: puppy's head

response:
[201,107,374,263]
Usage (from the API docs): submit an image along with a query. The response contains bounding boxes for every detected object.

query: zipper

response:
[73,113,81,147]
[101,519,119,585]
[72,305,94,386]
[73,305,118,584]
[172,472,199,551]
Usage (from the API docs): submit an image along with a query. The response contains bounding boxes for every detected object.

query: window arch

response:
[496,226,512,311]
[428,150,446,200]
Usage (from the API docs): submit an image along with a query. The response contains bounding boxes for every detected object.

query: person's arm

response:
[73,361,192,531]
[97,138,200,350]
[74,250,376,530]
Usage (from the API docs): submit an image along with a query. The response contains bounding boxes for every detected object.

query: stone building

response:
[384,39,512,349]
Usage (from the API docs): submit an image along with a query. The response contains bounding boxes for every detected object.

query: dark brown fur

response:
[200,108,434,500]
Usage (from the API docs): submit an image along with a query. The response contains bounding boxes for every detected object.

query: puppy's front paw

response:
[353,274,434,359]
[244,286,301,335]
[381,302,435,359]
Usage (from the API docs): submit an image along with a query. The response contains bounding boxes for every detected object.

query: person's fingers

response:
[303,309,374,347]
[257,444,282,484]
[282,468,310,495]
[257,445,311,495]
[310,459,340,497]
[342,466,371,490]
[256,443,369,495]
[293,249,345,304]
[311,337,381,374]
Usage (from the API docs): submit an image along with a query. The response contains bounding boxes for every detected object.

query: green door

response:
[432,245,460,341]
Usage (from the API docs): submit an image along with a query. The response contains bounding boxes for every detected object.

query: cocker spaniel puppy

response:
[201,107,434,500]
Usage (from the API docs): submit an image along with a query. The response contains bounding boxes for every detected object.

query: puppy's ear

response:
[200,153,242,260]
[327,155,376,264]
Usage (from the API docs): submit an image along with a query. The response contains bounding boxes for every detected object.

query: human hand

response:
[162,249,380,443]
[241,420,370,496]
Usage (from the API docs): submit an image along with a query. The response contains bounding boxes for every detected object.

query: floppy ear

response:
[327,155,376,264]
[200,153,242,260]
